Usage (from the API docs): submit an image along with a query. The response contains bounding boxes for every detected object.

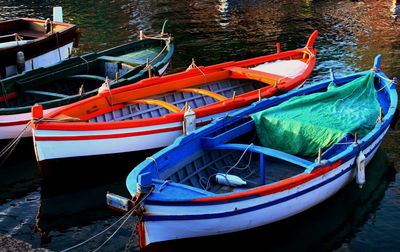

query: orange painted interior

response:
[37,30,319,132]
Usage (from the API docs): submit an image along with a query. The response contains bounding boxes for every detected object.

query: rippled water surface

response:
[0,0,400,251]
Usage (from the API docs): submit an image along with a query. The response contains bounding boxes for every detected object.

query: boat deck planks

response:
[88,78,264,122]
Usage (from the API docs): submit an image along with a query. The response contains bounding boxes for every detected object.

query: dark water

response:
[1,0,400,251]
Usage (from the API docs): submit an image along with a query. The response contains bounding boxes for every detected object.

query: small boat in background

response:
[0,21,174,140]
[31,31,318,174]
[110,55,397,248]
[0,7,80,78]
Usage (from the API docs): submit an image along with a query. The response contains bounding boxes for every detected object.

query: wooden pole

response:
[146,58,152,78]
[317,148,322,163]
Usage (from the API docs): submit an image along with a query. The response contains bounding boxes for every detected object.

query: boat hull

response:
[32,47,317,163]
[1,61,171,140]
[33,110,235,163]
[139,127,386,246]
[4,42,74,77]
[0,107,58,139]
[0,18,79,78]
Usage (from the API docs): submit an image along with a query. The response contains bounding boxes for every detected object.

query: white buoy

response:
[356,151,366,188]
[215,173,247,187]
[53,7,63,23]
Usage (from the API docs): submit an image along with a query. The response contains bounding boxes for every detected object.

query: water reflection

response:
[0,0,399,250]
[0,148,392,252]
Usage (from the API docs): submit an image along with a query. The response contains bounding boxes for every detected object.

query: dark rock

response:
[0,234,51,252]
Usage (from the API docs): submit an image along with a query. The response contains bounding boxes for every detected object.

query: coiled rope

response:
[60,187,154,252]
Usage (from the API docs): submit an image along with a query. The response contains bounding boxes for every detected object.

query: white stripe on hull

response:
[143,159,356,245]
[0,107,59,140]
[141,128,387,245]
[33,111,233,161]
[5,42,74,77]
[34,125,183,161]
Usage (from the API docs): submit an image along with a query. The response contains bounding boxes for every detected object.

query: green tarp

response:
[251,72,380,156]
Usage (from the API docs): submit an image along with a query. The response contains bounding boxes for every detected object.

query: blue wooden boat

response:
[108,55,398,247]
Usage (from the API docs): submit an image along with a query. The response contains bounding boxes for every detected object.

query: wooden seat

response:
[125,99,182,113]
[177,88,228,101]
[65,74,106,82]
[23,90,69,98]
[97,56,141,67]
[226,66,286,86]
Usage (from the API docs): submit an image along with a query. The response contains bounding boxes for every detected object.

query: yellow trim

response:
[177,88,228,101]
[125,99,181,112]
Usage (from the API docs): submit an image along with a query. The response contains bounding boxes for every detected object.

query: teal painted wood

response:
[0,29,174,115]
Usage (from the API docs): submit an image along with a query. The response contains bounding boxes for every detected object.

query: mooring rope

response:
[36,117,85,122]
[140,32,170,41]
[146,157,160,179]
[60,187,154,252]
[148,40,169,65]
[186,58,207,82]
[0,115,89,166]
[372,70,398,92]
[0,120,33,167]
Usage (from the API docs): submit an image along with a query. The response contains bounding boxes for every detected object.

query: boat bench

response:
[125,99,182,113]
[225,66,287,86]
[14,29,44,39]
[23,89,69,98]
[65,74,107,82]
[201,119,312,185]
[97,56,142,67]
[177,88,228,101]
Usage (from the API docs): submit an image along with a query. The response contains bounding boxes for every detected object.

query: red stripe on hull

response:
[34,120,212,141]
[0,119,31,127]
[34,125,183,141]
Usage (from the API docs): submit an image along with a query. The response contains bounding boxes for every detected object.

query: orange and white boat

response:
[31,31,318,172]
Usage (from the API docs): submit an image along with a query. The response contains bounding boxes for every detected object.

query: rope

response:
[120,38,170,76]
[140,33,170,41]
[0,33,21,40]
[304,47,316,58]
[157,180,171,192]
[373,70,397,92]
[187,58,207,82]
[148,41,169,65]
[79,56,91,74]
[0,120,33,167]
[0,117,82,165]
[200,143,254,190]
[55,30,62,61]
[35,117,85,123]
[146,157,160,179]
[60,187,154,252]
